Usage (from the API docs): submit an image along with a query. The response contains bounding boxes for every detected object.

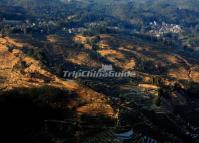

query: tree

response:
[1,25,12,36]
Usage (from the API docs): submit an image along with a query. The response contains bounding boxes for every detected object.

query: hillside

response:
[0,36,115,141]
[0,0,199,142]
[1,32,199,143]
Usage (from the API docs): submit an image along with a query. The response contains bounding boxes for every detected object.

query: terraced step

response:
[82,129,122,143]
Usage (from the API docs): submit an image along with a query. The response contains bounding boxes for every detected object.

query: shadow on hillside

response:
[0,85,116,142]
[0,86,77,142]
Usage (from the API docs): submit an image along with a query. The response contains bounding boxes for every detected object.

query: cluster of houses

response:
[0,17,62,35]
[1,18,101,35]
[149,21,182,37]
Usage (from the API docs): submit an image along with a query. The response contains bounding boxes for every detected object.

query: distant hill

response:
[0,0,65,8]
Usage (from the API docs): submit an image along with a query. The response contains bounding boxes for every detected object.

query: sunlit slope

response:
[0,36,115,117]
